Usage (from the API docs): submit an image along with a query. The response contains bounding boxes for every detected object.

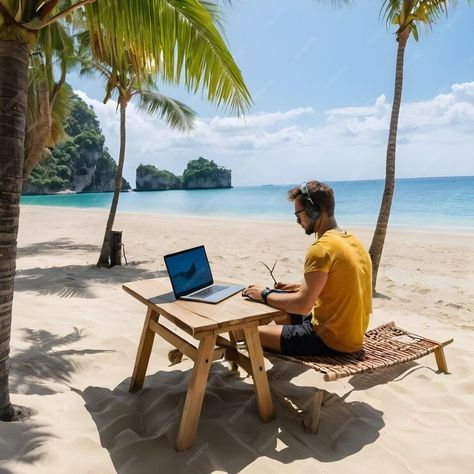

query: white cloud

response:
[209,107,313,130]
[75,81,474,186]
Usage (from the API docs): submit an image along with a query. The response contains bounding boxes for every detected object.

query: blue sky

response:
[69,0,474,186]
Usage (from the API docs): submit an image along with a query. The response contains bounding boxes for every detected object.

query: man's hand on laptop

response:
[243,283,297,305]
[242,285,265,302]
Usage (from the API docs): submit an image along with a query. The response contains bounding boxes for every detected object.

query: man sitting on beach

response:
[242,180,372,356]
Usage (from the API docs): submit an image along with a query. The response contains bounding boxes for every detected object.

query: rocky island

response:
[135,157,231,191]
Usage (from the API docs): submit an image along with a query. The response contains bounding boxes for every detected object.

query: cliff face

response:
[81,151,130,193]
[135,165,182,191]
[22,92,130,195]
[184,169,231,189]
[22,181,65,195]
[182,157,231,189]
[71,148,99,193]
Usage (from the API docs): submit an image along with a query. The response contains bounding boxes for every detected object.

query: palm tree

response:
[0,0,250,421]
[369,0,452,292]
[24,22,76,179]
[79,46,197,266]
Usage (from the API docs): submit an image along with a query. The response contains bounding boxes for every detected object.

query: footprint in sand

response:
[444,302,463,310]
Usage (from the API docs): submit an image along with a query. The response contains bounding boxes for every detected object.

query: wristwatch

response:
[261,287,273,304]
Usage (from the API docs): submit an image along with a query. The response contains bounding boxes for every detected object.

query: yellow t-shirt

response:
[304,229,372,352]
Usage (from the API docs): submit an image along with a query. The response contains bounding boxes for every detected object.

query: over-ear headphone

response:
[300,182,322,221]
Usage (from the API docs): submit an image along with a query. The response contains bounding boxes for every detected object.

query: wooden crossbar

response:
[150,320,225,363]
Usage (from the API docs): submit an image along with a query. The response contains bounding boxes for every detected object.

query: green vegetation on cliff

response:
[24,91,130,194]
[182,157,230,189]
[136,164,182,190]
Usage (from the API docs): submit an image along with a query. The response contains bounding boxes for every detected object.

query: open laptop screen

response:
[164,246,213,297]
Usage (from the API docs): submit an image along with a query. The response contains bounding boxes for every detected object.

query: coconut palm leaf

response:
[136,90,196,132]
[82,0,251,115]
[1,1,251,114]
[23,19,76,178]
[381,0,451,32]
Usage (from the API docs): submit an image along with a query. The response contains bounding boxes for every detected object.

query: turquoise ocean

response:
[21,176,474,230]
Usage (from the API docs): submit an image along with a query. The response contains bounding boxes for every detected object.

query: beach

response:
[2,205,473,473]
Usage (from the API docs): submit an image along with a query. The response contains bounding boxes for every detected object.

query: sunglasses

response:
[294,209,305,217]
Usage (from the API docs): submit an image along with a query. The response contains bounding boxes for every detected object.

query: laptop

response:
[164,245,245,304]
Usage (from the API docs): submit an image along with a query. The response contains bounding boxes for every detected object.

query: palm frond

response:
[381,0,403,26]
[24,60,72,177]
[381,0,452,33]
[49,81,72,144]
[415,0,451,27]
[83,0,251,115]
[3,0,251,115]
[136,90,196,132]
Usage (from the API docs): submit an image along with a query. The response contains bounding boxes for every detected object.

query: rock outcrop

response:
[135,165,182,191]
[135,157,231,191]
[183,157,231,189]
[183,168,231,189]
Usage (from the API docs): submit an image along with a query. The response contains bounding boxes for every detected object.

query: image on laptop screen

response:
[166,246,213,296]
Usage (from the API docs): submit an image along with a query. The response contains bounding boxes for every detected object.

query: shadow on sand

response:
[17,237,101,258]
[1,327,115,472]
[0,418,53,474]
[14,263,167,299]
[70,358,418,473]
[9,327,114,396]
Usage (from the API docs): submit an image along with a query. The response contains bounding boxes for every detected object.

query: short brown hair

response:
[288,180,335,217]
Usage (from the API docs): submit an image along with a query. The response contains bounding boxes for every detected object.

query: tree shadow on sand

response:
[1,328,116,472]
[9,327,114,396]
[17,237,101,258]
[74,361,385,473]
[0,418,54,474]
[14,264,167,299]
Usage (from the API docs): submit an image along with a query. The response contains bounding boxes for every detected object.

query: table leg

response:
[243,326,275,422]
[229,329,245,343]
[129,308,159,392]
[176,334,217,451]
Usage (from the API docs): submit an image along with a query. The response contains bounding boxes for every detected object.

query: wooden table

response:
[123,278,286,451]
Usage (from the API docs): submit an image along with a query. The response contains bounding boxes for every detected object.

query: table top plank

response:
[123,278,286,338]
[123,279,218,336]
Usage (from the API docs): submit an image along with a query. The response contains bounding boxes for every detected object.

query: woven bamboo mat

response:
[265,321,444,381]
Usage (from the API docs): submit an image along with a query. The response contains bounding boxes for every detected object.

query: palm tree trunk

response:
[0,40,30,421]
[369,29,410,293]
[97,101,127,267]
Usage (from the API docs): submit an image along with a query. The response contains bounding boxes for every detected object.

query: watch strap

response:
[261,287,272,304]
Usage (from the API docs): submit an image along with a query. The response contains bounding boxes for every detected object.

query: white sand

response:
[1,205,473,473]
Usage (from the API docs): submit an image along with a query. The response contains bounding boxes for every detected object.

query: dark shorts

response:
[280,314,341,356]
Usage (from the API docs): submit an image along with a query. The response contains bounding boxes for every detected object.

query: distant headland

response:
[21,93,231,195]
[22,92,131,196]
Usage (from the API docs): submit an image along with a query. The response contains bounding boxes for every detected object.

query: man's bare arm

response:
[274,281,301,292]
[244,271,327,315]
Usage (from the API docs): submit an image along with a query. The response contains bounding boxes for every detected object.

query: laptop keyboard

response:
[191,285,227,298]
